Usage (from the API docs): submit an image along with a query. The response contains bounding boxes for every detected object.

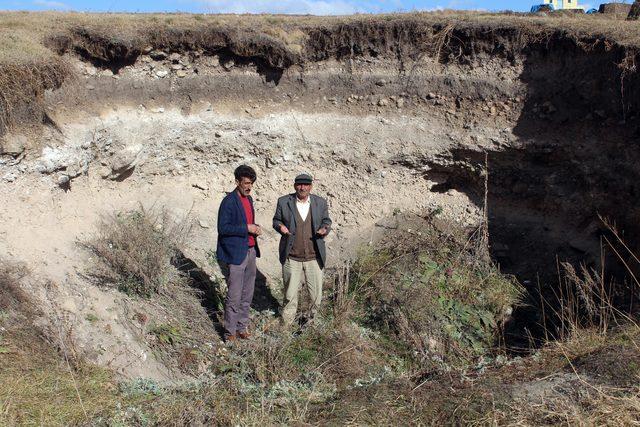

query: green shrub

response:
[347,214,523,367]
[149,323,183,346]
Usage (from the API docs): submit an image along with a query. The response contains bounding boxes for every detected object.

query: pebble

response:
[57,174,70,186]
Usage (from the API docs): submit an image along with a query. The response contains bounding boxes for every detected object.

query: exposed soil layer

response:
[2,14,640,375]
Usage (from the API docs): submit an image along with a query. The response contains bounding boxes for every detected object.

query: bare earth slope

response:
[1,12,640,380]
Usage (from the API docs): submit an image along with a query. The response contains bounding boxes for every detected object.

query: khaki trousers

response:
[281,258,323,325]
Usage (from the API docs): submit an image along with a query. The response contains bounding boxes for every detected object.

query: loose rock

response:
[1,135,27,157]
[105,145,144,179]
[57,174,70,186]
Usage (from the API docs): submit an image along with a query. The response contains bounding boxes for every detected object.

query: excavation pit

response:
[2,14,640,377]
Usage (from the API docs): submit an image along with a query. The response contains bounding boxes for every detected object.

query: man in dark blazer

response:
[272,173,332,326]
[217,165,262,342]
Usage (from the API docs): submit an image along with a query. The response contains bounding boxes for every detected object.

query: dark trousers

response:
[223,247,256,337]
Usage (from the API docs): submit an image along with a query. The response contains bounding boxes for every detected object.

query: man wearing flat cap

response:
[273,173,332,326]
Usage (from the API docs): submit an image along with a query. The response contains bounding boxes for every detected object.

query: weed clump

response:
[85,207,190,296]
[344,214,522,368]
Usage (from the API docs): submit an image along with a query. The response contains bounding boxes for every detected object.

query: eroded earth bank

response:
[2,14,640,424]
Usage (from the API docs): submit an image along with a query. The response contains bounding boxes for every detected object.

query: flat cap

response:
[294,173,313,184]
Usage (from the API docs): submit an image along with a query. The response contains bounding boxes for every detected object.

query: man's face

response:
[236,177,254,196]
[295,183,312,199]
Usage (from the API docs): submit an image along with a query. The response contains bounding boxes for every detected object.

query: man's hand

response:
[316,226,328,237]
[248,224,262,235]
[279,224,290,235]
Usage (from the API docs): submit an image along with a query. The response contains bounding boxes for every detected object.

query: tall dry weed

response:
[84,207,191,296]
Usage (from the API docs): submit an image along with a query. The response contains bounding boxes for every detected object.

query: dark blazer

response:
[216,190,261,265]
[272,193,332,268]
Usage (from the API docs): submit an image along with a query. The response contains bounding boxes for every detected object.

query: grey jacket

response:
[272,193,332,268]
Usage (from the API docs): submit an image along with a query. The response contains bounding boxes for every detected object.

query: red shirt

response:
[240,194,256,247]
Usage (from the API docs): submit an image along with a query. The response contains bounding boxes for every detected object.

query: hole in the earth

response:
[421,139,640,352]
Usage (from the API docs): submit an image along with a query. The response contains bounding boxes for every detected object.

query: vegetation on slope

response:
[8,208,638,425]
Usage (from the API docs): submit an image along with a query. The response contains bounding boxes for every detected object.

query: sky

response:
[0,0,603,14]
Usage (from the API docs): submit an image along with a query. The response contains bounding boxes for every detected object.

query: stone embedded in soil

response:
[57,174,70,186]
[36,146,90,176]
[1,135,26,157]
[105,144,144,179]
[150,50,167,60]
[99,166,111,179]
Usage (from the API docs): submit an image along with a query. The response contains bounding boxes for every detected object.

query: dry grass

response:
[4,212,640,425]
[83,207,222,374]
[0,259,119,426]
[84,206,191,296]
[0,259,32,321]
[1,11,639,64]
[0,330,118,426]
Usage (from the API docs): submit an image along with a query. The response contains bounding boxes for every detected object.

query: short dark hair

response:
[234,165,257,182]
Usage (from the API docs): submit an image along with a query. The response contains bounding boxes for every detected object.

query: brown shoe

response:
[225,334,237,343]
[238,331,251,340]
